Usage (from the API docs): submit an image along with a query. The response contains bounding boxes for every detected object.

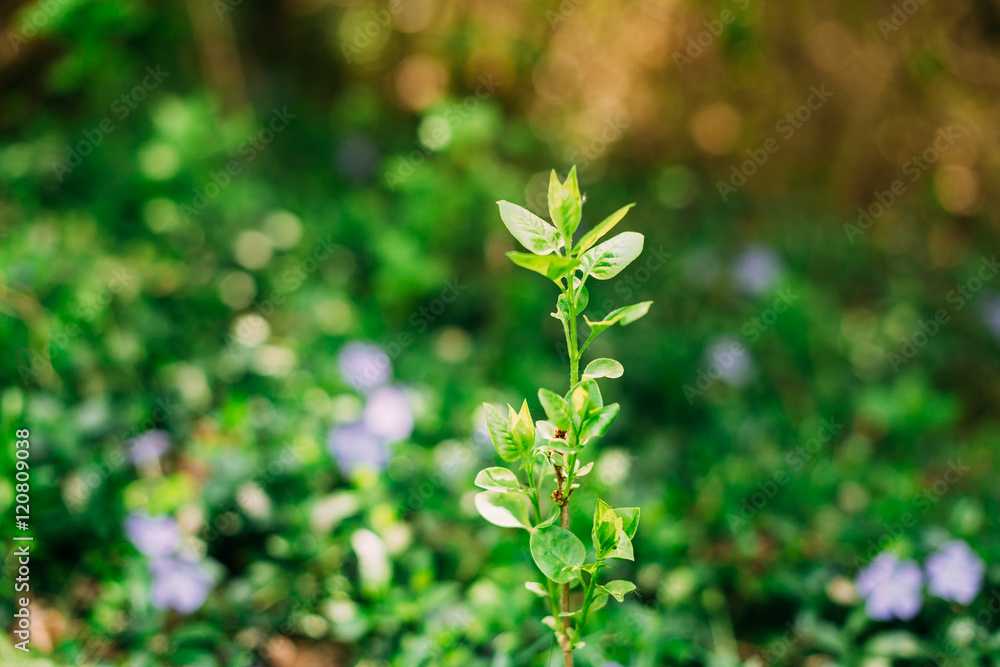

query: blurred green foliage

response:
[1,0,1000,665]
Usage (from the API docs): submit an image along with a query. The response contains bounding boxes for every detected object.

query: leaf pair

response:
[592,499,640,560]
[484,400,534,463]
[584,301,653,338]
[497,167,646,291]
[474,465,531,530]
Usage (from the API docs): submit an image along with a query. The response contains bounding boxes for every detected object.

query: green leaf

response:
[530,524,586,584]
[506,252,579,282]
[574,461,594,477]
[569,378,603,417]
[538,388,574,430]
[548,167,582,239]
[583,358,624,379]
[589,592,609,613]
[474,491,531,530]
[580,231,644,281]
[614,507,640,539]
[509,400,534,458]
[484,403,519,462]
[574,204,634,254]
[525,581,548,597]
[601,580,637,602]
[573,282,589,311]
[592,499,621,555]
[584,301,653,338]
[474,467,522,492]
[551,279,589,323]
[579,403,620,443]
[497,201,562,255]
[609,529,633,560]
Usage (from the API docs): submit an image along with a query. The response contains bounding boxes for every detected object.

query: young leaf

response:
[608,529,634,560]
[538,388,574,430]
[614,507,640,539]
[574,461,594,477]
[592,499,622,555]
[579,403,620,443]
[530,524,586,584]
[506,252,579,282]
[584,301,653,338]
[573,282,589,311]
[525,582,548,597]
[509,400,535,457]
[497,201,562,255]
[583,358,624,379]
[574,203,634,254]
[484,403,519,462]
[569,378,603,416]
[474,467,522,492]
[548,168,582,239]
[580,231,644,281]
[601,580,637,602]
[589,592,609,613]
[475,490,531,530]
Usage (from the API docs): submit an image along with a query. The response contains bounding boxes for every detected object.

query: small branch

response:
[553,463,574,667]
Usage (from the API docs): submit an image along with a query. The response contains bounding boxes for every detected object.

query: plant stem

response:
[578,563,603,631]
[560,496,573,667]
[567,285,580,388]
[557,250,580,667]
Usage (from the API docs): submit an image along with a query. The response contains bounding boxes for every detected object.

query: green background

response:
[1,0,999,664]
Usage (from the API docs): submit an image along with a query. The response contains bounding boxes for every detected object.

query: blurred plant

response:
[474,167,652,666]
[124,512,214,615]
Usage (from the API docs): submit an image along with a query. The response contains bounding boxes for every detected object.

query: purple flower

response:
[149,557,213,614]
[126,430,170,465]
[704,337,754,387]
[338,342,391,392]
[363,386,413,442]
[856,552,923,621]
[335,135,379,183]
[327,421,390,475]
[732,245,783,296]
[124,513,180,558]
[925,540,984,605]
[982,295,1000,340]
